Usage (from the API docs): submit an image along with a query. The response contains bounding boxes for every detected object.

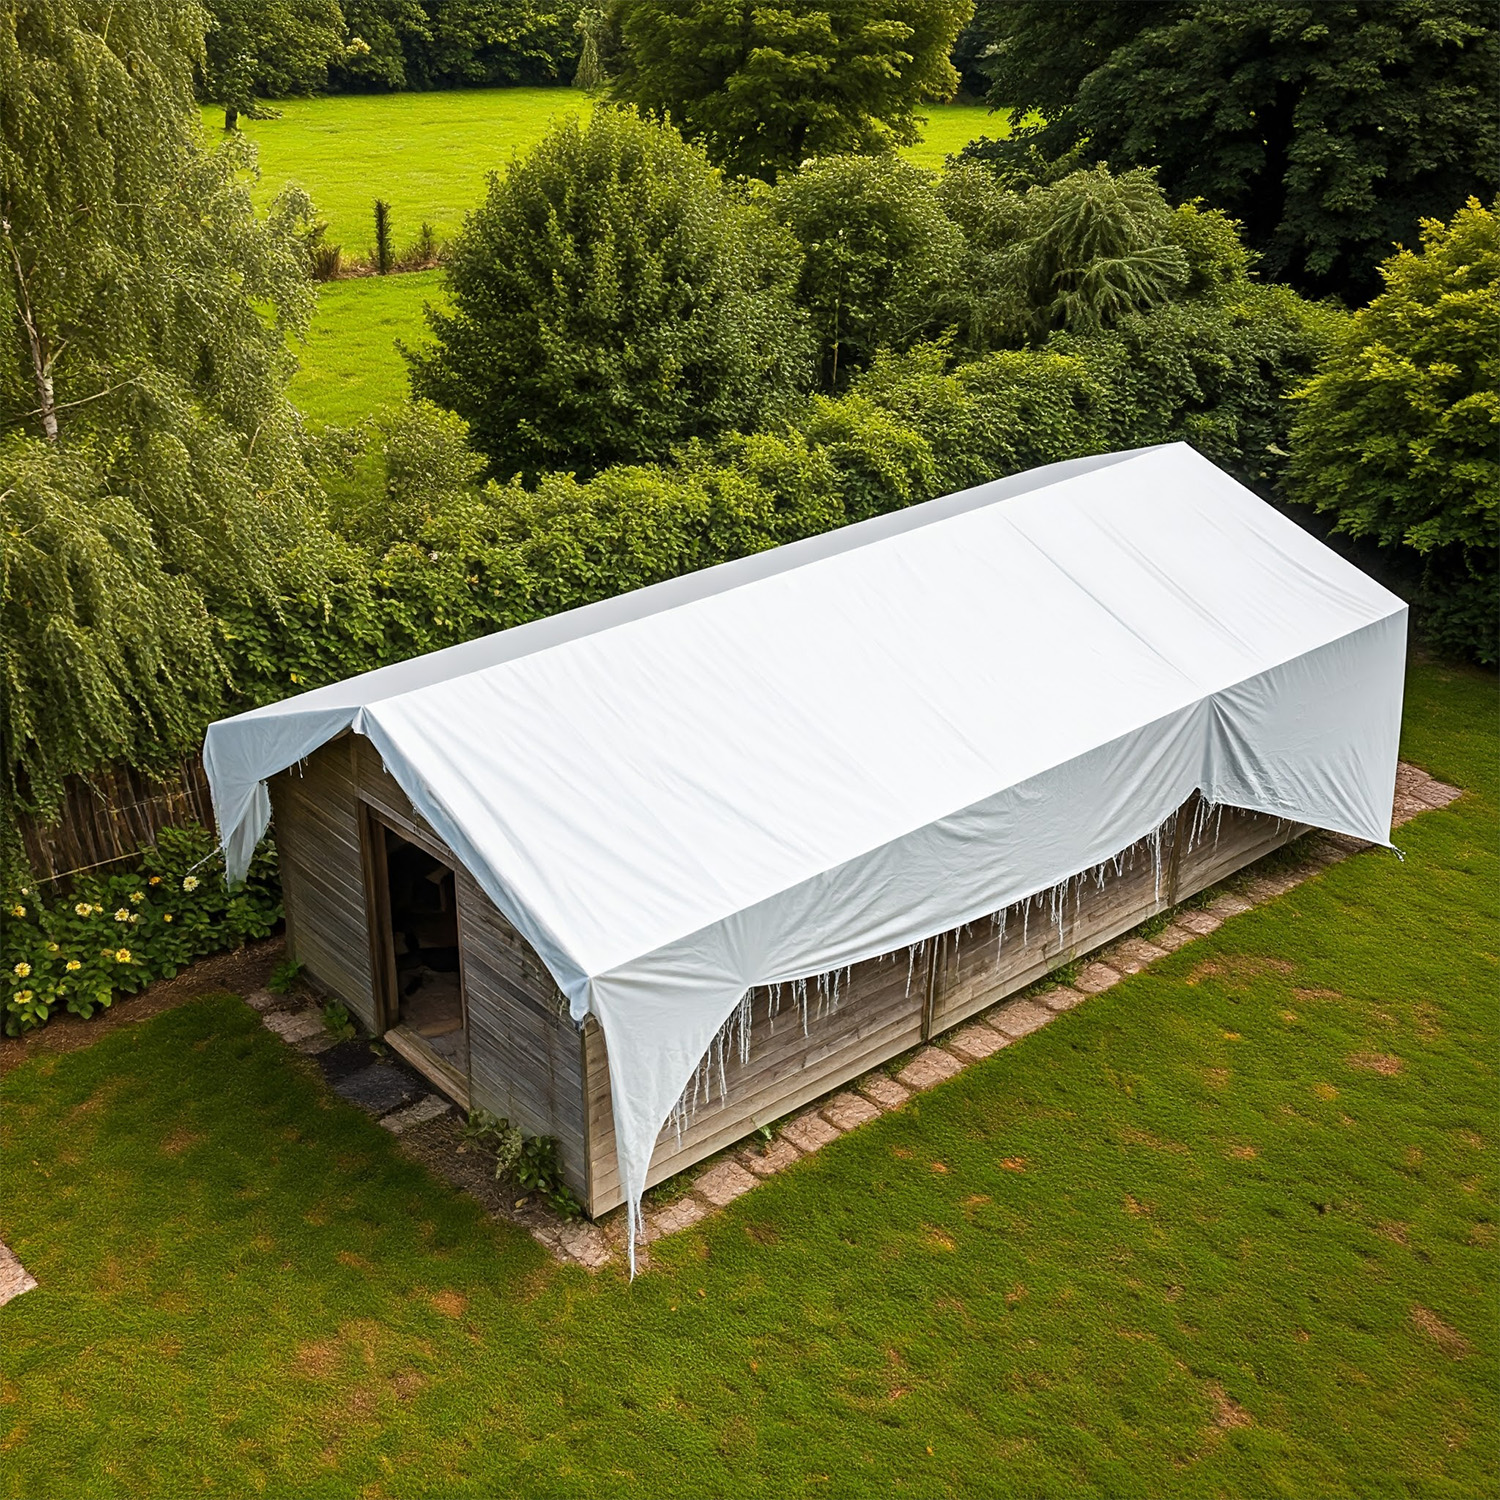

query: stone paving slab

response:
[782,1110,843,1154]
[380,1094,452,1134]
[1073,962,1122,995]
[822,1090,883,1131]
[333,1063,422,1117]
[1106,937,1168,974]
[740,1137,803,1176]
[896,1046,964,1091]
[859,1074,911,1112]
[244,761,1461,1271]
[263,1008,325,1045]
[695,1159,759,1207]
[989,997,1055,1038]
[650,1195,709,1236]
[0,1241,37,1306]
[947,1022,1010,1061]
[1035,985,1087,1012]
[1174,909,1224,936]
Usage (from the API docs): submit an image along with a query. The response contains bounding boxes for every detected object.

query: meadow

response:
[215,88,1002,255]
[2,658,1494,1498]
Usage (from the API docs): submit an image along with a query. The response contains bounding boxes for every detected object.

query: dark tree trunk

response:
[224,104,238,131]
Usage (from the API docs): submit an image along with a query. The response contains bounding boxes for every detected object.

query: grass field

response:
[3,656,1494,1498]
[289,271,443,429]
[216,88,1003,253]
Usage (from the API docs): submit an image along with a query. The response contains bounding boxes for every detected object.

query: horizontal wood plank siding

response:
[582,800,1303,1217]
[270,746,379,1029]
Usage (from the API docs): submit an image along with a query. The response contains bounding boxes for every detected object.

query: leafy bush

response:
[1,827,281,1035]
[1288,199,1499,664]
[771,155,963,386]
[407,109,812,483]
[465,1108,582,1217]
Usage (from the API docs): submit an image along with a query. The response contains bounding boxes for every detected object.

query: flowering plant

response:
[1,826,280,1035]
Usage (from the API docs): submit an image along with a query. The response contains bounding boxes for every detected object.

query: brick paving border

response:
[247,763,1459,1273]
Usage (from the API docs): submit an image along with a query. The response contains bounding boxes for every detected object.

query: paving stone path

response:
[246,763,1459,1275]
[0,1240,37,1306]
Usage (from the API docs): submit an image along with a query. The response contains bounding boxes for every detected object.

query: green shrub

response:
[1288,198,1499,664]
[407,109,812,483]
[771,155,964,386]
[1,827,281,1035]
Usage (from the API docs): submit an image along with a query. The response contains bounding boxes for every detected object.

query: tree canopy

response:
[611,0,972,180]
[1289,199,1499,663]
[201,0,347,128]
[406,109,812,482]
[1,0,334,816]
[968,1,1500,300]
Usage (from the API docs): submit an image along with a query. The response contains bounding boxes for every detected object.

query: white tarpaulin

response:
[203,442,1407,1249]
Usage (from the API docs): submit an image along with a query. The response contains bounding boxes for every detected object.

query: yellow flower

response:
[114,908,131,922]
[15,989,32,1004]
[114,949,132,964]
[8,903,24,918]
[65,960,81,972]
[163,913,174,923]
[148,876,162,886]
[129,891,145,904]
[46,942,59,953]
[12,962,29,978]
[182,875,200,893]
[75,902,93,917]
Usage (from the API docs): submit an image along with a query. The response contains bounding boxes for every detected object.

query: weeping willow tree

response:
[0,0,334,828]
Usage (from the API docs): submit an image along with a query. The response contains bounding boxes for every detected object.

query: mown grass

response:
[214,87,1002,250]
[3,655,1494,1498]
[289,270,444,429]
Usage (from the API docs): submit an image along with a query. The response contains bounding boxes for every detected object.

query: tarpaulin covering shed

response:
[204,442,1407,1246]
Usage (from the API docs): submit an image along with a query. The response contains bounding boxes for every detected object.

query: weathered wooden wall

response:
[16,754,214,884]
[273,738,590,1203]
[270,738,380,1031]
[580,798,1304,1216]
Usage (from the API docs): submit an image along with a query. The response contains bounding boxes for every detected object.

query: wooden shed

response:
[207,444,1406,1229]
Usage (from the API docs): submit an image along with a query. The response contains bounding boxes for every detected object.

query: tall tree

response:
[612,0,972,180]
[971,1,1500,300]
[1,0,334,818]
[1289,199,1499,664]
[201,0,347,129]
[407,109,812,482]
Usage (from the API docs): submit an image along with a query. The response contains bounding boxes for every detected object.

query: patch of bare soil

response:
[1411,1305,1472,1359]
[0,935,284,1077]
[1186,955,1295,987]
[1346,1052,1405,1076]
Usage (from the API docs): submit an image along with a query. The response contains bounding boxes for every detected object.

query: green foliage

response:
[1289,199,1499,664]
[202,0,347,128]
[770,155,963,386]
[321,1000,356,1040]
[612,0,973,180]
[407,109,812,482]
[970,0,1500,300]
[267,957,305,995]
[0,0,338,820]
[0,826,280,1035]
[373,196,393,273]
[464,1108,582,1216]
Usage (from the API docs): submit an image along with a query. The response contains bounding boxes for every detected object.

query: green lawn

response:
[289,271,443,429]
[4,657,1493,1498]
[217,88,1003,252]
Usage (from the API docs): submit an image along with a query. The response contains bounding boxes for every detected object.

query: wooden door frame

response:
[358,799,473,1088]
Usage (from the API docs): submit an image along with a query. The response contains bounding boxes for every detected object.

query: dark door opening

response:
[382,826,467,1073]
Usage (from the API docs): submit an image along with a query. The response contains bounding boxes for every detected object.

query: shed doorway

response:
[370,816,470,1101]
